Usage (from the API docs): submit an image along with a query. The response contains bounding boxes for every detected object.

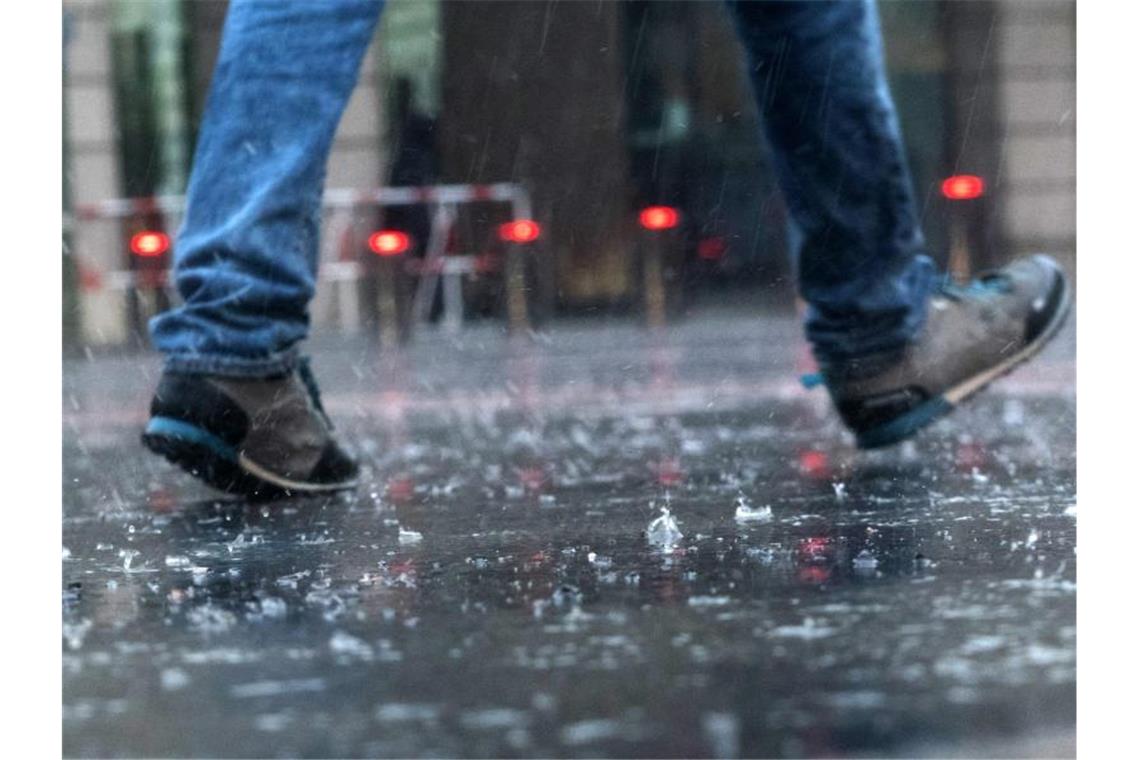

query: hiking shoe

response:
[821,254,1071,449]
[141,359,359,496]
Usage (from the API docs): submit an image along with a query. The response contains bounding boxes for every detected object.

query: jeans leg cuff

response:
[162,347,301,378]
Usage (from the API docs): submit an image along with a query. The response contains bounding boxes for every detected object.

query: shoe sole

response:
[856,255,1072,449]
[142,416,357,499]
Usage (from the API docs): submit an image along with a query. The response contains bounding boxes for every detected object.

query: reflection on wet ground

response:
[63,312,1075,758]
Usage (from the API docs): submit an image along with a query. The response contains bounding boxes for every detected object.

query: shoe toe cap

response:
[1023,259,1069,344]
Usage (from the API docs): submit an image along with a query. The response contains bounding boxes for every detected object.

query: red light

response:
[798,449,831,479]
[368,230,411,256]
[697,237,727,260]
[129,231,169,257]
[499,219,541,244]
[941,174,985,200]
[639,206,679,231]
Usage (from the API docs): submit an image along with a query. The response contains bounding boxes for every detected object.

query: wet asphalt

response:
[62,309,1076,758]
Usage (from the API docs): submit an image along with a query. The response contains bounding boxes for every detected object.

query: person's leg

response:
[726,0,935,362]
[143,0,384,495]
[149,0,385,376]
[727,0,1070,447]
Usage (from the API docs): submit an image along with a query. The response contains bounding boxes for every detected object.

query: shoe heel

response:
[144,416,238,462]
[142,416,263,495]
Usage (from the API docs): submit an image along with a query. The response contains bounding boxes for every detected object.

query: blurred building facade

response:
[63,0,1075,347]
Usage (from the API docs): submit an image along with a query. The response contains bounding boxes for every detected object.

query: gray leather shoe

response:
[821,254,1071,449]
[142,359,359,497]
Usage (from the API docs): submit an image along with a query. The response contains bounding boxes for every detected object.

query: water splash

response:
[734,496,772,523]
[118,549,140,572]
[646,505,684,549]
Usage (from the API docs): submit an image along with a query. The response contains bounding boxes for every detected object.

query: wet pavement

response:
[63,309,1076,758]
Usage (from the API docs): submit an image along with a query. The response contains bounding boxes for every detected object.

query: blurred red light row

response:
[365,219,544,257]
[128,179,987,262]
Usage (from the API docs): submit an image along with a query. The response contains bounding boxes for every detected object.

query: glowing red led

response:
[941,174,985,200]
[499,219,542,244]
[129,231,170,257]
[638,206,679,231]
[368,230,411,256]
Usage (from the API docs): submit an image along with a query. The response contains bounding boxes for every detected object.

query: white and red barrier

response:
[71,182,532,223]
[67,182,538,341]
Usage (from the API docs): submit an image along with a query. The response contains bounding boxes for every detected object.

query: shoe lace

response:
[297,356,333,429]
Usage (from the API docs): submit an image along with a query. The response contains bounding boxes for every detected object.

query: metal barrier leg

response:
[948,217,972,282]
[442,272,464,333]
[411,203,456,326]
[378,257,402,347]
[505,245,530,334]
[643,236,667,330]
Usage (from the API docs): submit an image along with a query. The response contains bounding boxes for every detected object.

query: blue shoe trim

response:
[800,372,824,390]
[145,416,238,462]
[855,396,954,449]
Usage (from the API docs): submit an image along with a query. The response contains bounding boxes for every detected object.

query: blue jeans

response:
[150,0,936,375]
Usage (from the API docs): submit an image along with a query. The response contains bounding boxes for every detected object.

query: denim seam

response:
[163,347,300,378]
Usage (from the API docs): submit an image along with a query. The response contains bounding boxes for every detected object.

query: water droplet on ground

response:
[160,668,190,691]
[398,527,423,545]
